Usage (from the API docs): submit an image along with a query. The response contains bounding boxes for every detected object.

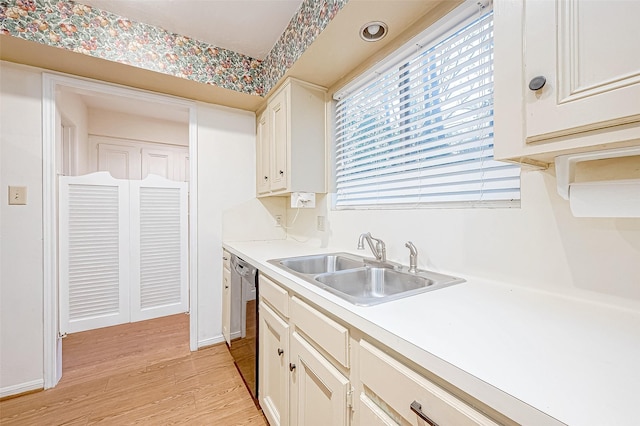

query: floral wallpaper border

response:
[0,0,349,97]
[262,0,347,92]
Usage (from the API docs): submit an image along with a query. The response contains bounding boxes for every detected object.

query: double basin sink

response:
[268,252,465,306]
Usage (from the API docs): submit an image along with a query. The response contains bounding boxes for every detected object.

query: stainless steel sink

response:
[277,253,364,274]
[315,267,434,304]
[268,252,465,306]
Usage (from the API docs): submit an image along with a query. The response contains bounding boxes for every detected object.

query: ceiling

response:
[80,0,304,60]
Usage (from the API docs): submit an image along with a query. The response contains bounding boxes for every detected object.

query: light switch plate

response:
[8,186,27,205]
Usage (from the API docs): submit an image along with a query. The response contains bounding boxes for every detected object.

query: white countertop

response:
[223,239,640,426]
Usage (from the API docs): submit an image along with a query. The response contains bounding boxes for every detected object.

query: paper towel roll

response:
[569,179,640,217]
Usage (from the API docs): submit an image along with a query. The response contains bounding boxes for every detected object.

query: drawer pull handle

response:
[277,348,284,356]
[410,401,438,426]
[289,363,296,371]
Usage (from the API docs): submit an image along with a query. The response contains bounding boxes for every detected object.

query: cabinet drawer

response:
[360,340,497,426]
[291,296,349,368]
[260,274,289,318]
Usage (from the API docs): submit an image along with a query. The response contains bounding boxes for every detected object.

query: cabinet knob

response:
[264,176,268,181]
[289,363,296,371]
[410,401,438,426]
[277,348,284,356]
[279,170,284,176]
[528,76,546,91]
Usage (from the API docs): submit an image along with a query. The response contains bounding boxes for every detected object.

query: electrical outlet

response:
[317,215,326,231]
[275,214,283,227]
[8,186,27,205]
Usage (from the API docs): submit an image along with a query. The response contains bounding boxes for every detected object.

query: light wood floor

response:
[0,314,267,425]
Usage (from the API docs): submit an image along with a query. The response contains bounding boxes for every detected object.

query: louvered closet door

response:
[129,174,189,322]
[59,172,130,334]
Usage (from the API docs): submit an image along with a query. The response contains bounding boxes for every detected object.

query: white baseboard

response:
[1,379,44,399]
[230,330,242,341]
[198,334,225,349]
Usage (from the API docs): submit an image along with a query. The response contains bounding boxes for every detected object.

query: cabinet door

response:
[289,331,350,426]
[222,266,231,345]
[173,150,190,182]
[141,148,174,180]
[97,143,141,180]
[495,0,640,164]
[523,0,640,142]
[270,88,288,192]
[259,301,290,426]
[256,110,271,194]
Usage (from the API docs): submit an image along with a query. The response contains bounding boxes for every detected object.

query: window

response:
[333,1,520,209]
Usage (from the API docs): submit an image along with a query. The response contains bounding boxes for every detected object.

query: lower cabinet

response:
[258,272,503,426]
[289,331,350,426]
[259,301,290,426]
[358,393,399,426]
[358,340,498,426]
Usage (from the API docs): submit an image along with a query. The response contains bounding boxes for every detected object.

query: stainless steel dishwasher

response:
[229,254,258,401]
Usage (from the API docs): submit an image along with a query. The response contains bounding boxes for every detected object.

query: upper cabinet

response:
[256,78,327,196]
[257,109,271,194]
[494,0,640,167]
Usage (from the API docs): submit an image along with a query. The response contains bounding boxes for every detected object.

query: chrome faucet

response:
[405,241,418,273]
[357,232,386,262]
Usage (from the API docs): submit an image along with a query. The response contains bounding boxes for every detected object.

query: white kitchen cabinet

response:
[269,89,288,192]
[494,0,640,166]
[256,109,271,195]
[256,78,326,196]
[290,296,349,368]
[259,300,290,426]
[222,251,231,345]
[359,393,398,426]
[358,340,498,426]
[173,151,189,183]
[141,148,174,180]
[289,331,350,426]
[96,143,141,180]
[258,273,350,426]
[256,272,504,426]
[95,137,189,181]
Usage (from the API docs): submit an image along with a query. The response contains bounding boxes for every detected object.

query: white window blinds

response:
[334,5,520,208]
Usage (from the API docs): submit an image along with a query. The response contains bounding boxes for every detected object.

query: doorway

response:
[42,73,199,388]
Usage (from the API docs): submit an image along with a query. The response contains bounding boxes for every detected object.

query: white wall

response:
[0,62,45,395]
[283,170,640,309]
[88,108,188,146]
[195,103,258,345]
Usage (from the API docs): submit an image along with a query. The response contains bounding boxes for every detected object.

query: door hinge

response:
[347,387,354,409]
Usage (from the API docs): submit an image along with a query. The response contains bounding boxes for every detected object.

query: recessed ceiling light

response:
[360,21,387,42]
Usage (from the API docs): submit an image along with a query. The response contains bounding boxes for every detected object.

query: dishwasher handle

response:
[231,255,256,277]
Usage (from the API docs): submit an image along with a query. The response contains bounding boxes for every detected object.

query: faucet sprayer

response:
[405,241,418,273]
